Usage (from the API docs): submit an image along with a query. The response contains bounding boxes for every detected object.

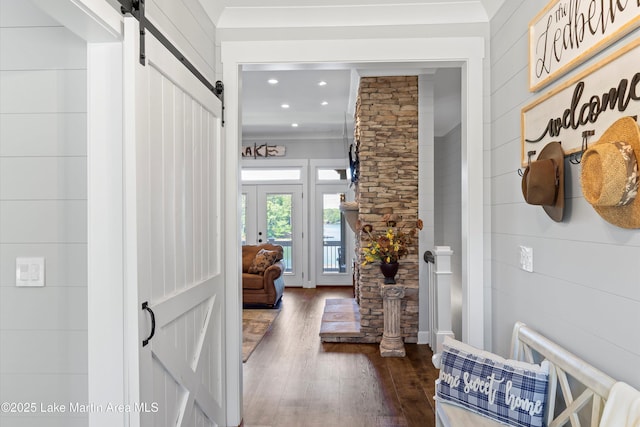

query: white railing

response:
[426,246,454,353]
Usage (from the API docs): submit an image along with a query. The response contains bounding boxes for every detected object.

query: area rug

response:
[242,308,280,362]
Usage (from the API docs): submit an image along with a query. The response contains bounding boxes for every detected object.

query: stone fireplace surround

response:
[324,76,420,344]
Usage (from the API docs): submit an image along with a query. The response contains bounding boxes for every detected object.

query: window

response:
[317,168,349,181]
[241,168,301,181]
[266,193,293,272]
[322,193,346,274]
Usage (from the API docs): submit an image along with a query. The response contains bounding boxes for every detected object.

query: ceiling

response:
[242,68,354,141]
[208,0,503,144]
[202,0,505,28]
[241,65,462,142]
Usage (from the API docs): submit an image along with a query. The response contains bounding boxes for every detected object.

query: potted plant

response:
[361,214,423,284]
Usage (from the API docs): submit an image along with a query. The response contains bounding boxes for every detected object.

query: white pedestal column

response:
[379,284,405,357]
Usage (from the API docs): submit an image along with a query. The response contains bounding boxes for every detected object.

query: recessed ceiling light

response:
[281,104,290,109]
[291,123,299,127]
[318,81,327,86]
[321,101,329,106]
[268,78,278,84]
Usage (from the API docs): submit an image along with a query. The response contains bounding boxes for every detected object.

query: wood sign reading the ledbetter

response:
[529,0,640,92]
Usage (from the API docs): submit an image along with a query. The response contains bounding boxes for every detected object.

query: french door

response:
[123,18,226,426]
[242,185,304,286]
[315,185,352,285]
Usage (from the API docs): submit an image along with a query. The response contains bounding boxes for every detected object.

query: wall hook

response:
[569,130,595,165]
[517,150,536,176]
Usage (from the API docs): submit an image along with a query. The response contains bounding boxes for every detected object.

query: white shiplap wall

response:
[146,0,217,83]
[490,1,640,388]
[434,123,463,340]
[0,1,88,426]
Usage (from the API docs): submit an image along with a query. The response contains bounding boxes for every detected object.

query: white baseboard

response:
[417,331,430,345]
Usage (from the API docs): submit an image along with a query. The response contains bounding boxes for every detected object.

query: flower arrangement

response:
[361,214,423,265]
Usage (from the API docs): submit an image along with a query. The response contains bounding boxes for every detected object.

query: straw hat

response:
[580,116,640,229]
[522,141,565,222]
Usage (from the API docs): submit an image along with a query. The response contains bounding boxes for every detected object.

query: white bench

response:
[433,322,616,427]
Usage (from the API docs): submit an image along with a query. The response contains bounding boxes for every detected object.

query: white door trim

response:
[45,1,127,426]
[87,41,126,427]
[222,36,486,425]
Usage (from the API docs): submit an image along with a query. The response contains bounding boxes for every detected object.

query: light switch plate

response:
[519,246,533,272]
[16,257,45,287]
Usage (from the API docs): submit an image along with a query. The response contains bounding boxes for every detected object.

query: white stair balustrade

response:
[426,246,455,353]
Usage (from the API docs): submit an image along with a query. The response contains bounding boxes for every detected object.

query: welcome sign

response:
[529,0,640,92]
[522,38,640,167]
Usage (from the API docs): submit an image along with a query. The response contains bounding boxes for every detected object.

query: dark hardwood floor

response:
[242,287,438,427]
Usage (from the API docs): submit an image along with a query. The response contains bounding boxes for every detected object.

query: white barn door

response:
[123,18,226,427]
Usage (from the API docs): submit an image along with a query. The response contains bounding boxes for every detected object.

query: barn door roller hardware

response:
[118,0,225,126]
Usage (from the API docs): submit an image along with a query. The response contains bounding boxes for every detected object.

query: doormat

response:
[242,308,280,362]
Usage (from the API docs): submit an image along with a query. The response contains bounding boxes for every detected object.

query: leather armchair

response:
[242,243,285,307]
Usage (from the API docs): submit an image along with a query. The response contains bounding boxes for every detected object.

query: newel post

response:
[434,246,454,353]
[379,284,406,357]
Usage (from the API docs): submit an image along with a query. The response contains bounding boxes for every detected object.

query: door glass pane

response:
[266,194,293,273]
[322,193,346,273]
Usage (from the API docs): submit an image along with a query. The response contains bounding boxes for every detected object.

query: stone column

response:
[379,284,405,357]
[355,75,419,343]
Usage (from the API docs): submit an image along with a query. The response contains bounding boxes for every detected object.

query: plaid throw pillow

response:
[436,337,549,427]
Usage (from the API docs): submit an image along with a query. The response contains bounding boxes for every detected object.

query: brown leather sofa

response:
[242,243,285,307]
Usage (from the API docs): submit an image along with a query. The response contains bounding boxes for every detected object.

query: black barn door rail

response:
[118,0,225,125]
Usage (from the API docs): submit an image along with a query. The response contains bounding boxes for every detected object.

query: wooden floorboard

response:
[242,287,437,427]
